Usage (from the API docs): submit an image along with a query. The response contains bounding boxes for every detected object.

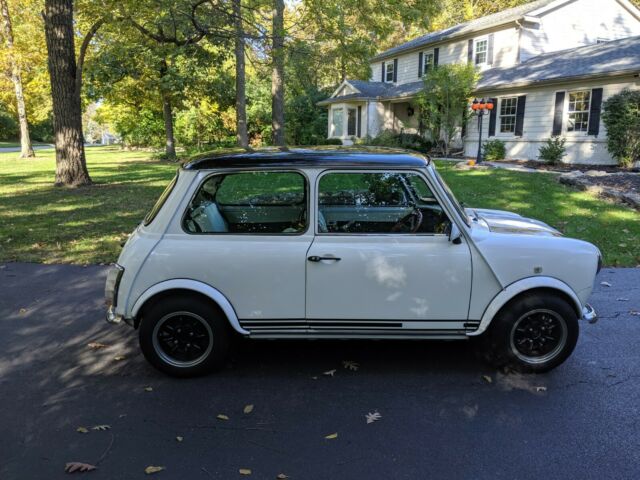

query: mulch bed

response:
[490,159,635,173]
[583,173,640,194]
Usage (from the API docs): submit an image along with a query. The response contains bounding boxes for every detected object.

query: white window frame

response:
[385,61,395,83]
[423,51,435,74]
[474,37,489,67]
[498,97,518,135]
[331,107,344,137]
[566,90,591,134]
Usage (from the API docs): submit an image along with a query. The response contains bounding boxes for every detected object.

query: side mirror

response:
[449,223,463,245]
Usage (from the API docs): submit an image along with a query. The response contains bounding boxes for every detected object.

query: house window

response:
[332,108,344,137]
[567,90,591,132]
[474,38,488,65]
[499,97,518,133]
[423,52,434,73]
[385,61,395,82]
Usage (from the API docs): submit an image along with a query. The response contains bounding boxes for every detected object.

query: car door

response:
[305,170,472,334]
[156,170,314,330]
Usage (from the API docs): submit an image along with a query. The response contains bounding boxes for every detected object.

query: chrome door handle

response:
[307,256,341,262]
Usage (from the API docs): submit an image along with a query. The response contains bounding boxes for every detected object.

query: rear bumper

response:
[582,304,597,324]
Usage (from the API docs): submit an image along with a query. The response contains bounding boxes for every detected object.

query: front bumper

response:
[106,305,123,324]
[582,304,597,324]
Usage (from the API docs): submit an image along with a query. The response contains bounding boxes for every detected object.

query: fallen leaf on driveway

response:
[323,369,336,377]
[342,361,359,371]
[325,432,338,439]
[536,386,547,392]
[276,474,289,479]
[617,298,629,302]
[630,310,640,316]
[19,308,27,315]
[92,425,110,431]
[482,375,493,384]
[365,412,381,424]
[113,355,126,361]
[87,342,108,350]
[76,426,89,434]
[217,414,229,421]
[239,468,252,475]
[144,386,153,392]
[600,281,612,287]
[243,405,254,414]
[144,466,165,474]
[65,462,96,473]
[176,436,184,442]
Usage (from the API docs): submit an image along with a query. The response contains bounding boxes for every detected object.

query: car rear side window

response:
[143,172,178,226]
[317,171,450,234]
[183,171,307,234]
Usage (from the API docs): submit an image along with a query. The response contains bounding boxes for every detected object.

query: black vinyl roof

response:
[182,147,430,170]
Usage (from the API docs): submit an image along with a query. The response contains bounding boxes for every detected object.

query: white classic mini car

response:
[105,147,599,377]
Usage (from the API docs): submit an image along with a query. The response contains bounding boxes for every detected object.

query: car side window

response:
[184,171,307,234]
[317,172,450,234]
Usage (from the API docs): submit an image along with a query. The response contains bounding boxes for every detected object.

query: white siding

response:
[464,77,640,164]
[521,0,640,60]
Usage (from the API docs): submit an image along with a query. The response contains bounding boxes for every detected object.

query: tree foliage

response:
[416,63,478,155]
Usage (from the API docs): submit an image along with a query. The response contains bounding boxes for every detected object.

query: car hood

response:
[469,208,562,237]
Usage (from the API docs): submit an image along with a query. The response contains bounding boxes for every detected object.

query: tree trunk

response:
[271,0,285,146]
[0,0,34,158]
[162,92,176,160]
[233,0,248,148]
[43,0,91,186]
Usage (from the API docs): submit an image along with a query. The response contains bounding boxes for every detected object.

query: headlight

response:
[105,264,124,307]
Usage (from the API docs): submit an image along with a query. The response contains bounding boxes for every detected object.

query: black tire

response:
[478,292,579,373]
[139,295,230,377]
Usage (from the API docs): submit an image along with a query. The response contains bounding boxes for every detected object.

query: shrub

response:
[0,111,18,141]
[538,136,567,164]
[368,129,432,153]
[602,89,640,167]
[482,139,506,161]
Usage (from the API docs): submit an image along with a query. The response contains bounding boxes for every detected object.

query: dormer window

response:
[474,38,488,66]
[385,61,395,82]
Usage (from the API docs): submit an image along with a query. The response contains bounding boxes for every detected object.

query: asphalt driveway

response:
[1,263,639,479]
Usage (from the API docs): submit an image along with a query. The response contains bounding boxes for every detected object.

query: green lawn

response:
[0,147,638,266]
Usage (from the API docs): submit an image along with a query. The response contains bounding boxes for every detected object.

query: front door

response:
[306,170,472,333]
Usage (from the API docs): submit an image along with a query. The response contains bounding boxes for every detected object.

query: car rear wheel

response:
[479,293,579,373]
[139,295,230,377]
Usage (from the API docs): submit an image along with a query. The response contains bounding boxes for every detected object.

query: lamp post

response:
[471,98,494,164]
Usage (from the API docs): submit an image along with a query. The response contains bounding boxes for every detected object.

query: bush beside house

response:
[602,89,640,167]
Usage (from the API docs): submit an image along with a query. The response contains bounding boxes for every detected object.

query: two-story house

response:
[319,0,640,164]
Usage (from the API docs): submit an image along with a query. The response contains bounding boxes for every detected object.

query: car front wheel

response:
[480,293,579,373]
[139,295,230,377]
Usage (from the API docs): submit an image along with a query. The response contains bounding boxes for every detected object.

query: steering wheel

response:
[391,208,423,233]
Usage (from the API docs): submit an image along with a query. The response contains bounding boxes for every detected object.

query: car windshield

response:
[430,165,470,226]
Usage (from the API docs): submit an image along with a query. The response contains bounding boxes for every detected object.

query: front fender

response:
[467,276,582,336]
[130,279,249,335]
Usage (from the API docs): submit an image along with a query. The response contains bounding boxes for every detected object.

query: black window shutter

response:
[515,95,526,137]
[461,108,467,139]
[357,106,362,137]
[553,91,565,136]
[488,98,498,137]
[381,62,385,82]
[468,39,474,63]
[488,33,495,65]
[418,52,423,78]
[393,58,398,82]
[434,47,439,67]
[588,88,604,136]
